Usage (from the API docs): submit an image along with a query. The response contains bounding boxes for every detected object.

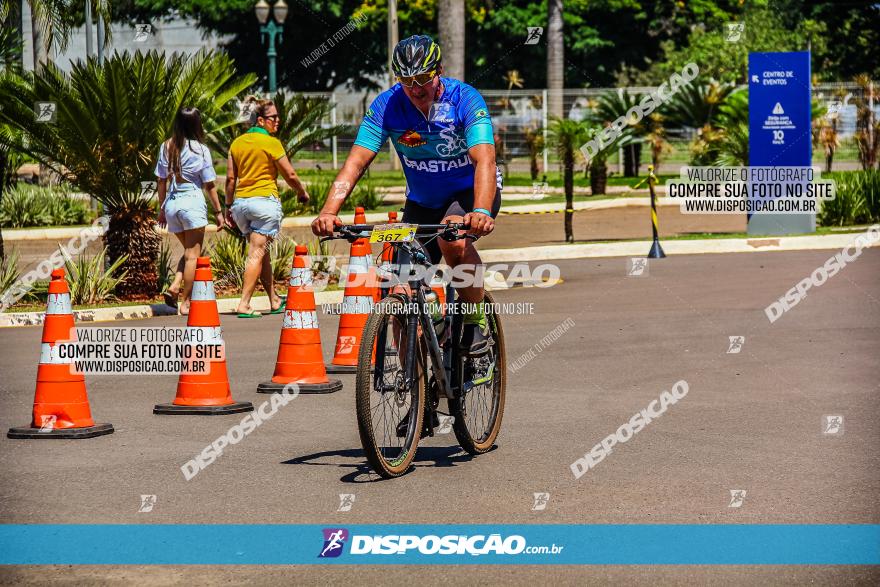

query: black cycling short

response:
[401,187,502,265]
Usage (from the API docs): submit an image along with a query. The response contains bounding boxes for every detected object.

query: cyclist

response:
[311,35,501,355]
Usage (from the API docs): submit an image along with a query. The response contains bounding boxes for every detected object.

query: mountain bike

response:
[322,223,506,478]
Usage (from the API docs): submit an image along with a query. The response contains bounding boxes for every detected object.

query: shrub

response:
[206,231,247,289]
[269,236,296,282]
[156,241,174,292]
[1,248,21,302]
[60,246,128,305]
[206,231,296,290]
[819,170,880,227]
[280,177,382,216]
[306,237,340,290]
[0,184,92,228]
[350,180,382,211]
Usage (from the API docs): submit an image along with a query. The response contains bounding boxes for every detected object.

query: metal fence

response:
[294,82,876,172]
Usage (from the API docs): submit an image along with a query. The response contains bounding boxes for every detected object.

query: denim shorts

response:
[163,185,208,233]
[230,196,282,238]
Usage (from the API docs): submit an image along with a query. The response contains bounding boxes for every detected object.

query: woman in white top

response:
[155,107,225,314]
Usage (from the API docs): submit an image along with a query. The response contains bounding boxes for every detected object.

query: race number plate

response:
[369,223,417,243]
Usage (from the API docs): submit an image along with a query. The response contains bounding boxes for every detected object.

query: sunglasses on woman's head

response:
[397,71,437,88]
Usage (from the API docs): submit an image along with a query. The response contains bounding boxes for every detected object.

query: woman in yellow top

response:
[226,96,309,317]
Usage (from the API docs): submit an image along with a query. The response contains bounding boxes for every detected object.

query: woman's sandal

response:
[237,310,263,318]
[162,290,178,310]
[268,295,287,315]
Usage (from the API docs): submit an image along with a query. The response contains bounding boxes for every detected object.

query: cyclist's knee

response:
[439,237,467,262]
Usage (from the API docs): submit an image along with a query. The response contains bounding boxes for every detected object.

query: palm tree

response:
[645,113,672,170]
[581,124,610,196]
[546,0,564,119]
[814,97,841,174]
[207,92,349,163]
[593,88,646,176]
[0,21,23,259]
[20,0,111,72]
[853,75,879,170]
[0,50,254,298]
[547,117,587,243]
[438,0,465,80]
[524,125,544,180]
[663,80,737,130]
[714,89,749,166]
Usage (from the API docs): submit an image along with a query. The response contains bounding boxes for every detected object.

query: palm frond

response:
[0,50,254,214]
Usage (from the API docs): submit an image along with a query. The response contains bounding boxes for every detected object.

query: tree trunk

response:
[105,209,161,299]
[30,6,48,72]
[825,151,833,174]
[623,143,641,176]
[6,0,23,70]
[529,150,539,180]
[590,160,607,195]
[563,148,574,242]
[438,0,465,80]
[546,0,564,119]
[0,149,6,260]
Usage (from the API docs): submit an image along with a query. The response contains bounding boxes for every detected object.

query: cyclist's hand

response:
[312,212,342,236]
[464,210,494,237]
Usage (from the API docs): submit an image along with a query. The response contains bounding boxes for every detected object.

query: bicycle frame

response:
[378,234,460,407]
[324,222,476,437]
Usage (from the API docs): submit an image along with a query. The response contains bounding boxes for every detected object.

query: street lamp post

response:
[255,0,288,93]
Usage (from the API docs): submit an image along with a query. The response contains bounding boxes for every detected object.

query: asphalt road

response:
[10,203,745,269]
[1,249,878,584]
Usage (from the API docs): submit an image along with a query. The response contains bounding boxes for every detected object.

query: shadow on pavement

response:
[283,445,488,483]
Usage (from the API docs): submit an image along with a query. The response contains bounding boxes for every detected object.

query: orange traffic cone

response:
[380,210,398,267]
[154,257,253,415]
[8,268,113,439]
[258,245,342,394]
[326,208,378,374]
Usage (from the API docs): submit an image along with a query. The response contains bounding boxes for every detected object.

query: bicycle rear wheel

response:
[451,291,506,454]
[356,294,426,478]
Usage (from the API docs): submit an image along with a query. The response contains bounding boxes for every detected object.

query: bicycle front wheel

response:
[356,294,426,478]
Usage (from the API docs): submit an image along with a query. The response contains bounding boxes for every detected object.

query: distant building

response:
[19,3,228,73]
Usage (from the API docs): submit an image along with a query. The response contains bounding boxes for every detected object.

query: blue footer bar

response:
[1,524,878,565]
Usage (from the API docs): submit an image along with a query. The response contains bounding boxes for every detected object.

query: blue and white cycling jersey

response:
[353,77,495,208]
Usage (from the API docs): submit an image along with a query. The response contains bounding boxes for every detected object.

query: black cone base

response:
[648,239,666,259]
[8,423,114,439]
[257,379,343,395]
[325,363,358,374]
[153,401,253,415]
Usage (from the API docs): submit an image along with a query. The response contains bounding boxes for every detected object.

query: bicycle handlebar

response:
[320,222,477,244]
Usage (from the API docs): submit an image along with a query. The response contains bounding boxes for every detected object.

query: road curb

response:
[0,290,345,328]
[479,231,877,262]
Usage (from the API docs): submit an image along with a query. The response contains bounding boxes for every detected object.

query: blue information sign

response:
[748,51,814,234]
